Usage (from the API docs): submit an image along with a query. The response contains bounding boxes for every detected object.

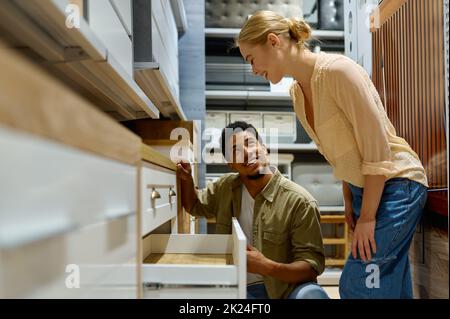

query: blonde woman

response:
[235,10,428,299]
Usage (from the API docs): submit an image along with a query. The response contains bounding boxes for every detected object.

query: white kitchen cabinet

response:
[0,127,138,299]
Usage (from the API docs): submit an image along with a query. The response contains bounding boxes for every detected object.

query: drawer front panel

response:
[143,286,239,299]
[263,113,296,136]
[0,127,136,249]
[0,215,137,298]
[141,164,177,236]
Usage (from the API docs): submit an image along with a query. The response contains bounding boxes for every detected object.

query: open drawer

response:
[141,218,246,299]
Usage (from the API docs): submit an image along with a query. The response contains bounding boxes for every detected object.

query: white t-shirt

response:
[239,185,264,285]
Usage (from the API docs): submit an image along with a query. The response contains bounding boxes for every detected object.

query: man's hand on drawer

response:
[177,161,198,213]
[176,161,192,181]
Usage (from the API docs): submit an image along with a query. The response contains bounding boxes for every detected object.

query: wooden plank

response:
[141,144,176,171]
[145,233,233,254]
[325,259,346,266]
[0,42,141,165]
[144,253,233,265]
[323,238,347,245]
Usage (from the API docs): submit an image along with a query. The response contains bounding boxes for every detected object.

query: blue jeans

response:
[247,282,329,299]
[339,178,428,299]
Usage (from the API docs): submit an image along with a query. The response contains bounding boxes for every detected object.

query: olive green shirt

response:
[190,169,325,299]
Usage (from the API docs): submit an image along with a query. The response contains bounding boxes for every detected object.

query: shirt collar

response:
[230,166,282,203]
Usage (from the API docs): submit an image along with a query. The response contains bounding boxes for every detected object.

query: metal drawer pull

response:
[169,189,176,197]
[151,189,161,200]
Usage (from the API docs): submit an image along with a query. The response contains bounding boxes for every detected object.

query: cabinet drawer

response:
[0,127,136,249]
[206,112,228,130]
[141,162,177,236]
[141,218,246,299]
[88,0,133,77]
[0,215,137,298]
[263,113,296,135]
[229,112,262,129]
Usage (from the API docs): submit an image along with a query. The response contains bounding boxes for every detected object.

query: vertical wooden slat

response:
[370,0,447,189]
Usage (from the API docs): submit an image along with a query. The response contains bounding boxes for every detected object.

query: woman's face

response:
[239,34,285,84]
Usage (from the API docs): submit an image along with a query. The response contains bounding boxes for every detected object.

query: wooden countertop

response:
[141,143,176,171]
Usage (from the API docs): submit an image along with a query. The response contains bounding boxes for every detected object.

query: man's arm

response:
[176,161,217,219]
[176,162,198,213]
[247,200,325,284]
[247,244,318,283]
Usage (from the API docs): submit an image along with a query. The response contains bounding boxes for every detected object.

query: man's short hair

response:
[220,121,264,160]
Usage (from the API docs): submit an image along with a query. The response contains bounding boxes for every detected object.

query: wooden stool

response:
[320,213,349,267]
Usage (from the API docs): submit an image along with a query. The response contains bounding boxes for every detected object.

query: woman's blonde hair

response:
[235,10,312,49]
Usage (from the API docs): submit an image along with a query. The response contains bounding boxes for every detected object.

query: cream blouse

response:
[289,52,428,188]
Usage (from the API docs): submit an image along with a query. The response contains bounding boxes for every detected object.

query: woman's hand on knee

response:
[351,217,377,262]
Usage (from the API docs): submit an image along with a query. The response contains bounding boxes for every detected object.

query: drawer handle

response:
[151,189,161,200]
[169,189,176,197]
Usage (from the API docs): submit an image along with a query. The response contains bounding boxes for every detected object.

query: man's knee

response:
[292,283,329,299]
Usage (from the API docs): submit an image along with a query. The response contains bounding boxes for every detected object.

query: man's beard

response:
[247,164,271,180]
[247,172,265,180]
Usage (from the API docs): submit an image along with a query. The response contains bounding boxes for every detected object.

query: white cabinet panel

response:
[88,0,133,77]
[111,0,133,35]
[0,127,136,249]
[0,215,137,298]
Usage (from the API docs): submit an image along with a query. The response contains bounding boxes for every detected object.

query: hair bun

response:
[286,17,312,44]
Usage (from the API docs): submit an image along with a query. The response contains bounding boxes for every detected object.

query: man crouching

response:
[177,121,328,299]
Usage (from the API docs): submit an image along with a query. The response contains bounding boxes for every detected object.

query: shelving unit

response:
[205,28,345,40]
[0,0,160,121]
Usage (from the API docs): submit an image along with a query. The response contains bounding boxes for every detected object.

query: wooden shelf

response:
[325,258,346,266]
[323,238,347,245]
[205,28,344,40]
[320,206,345,213]
[268,143,318,152]
[206,90,291,101]
[135,62,186,120]
[0,0,159,121]
[144,253,233,265]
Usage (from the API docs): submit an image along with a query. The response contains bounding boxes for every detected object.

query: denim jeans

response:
[339,178,428,299]
[247,282,329,299]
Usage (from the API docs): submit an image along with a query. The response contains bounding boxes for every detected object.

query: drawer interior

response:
[140,218,247,298]
[144,253,234,265]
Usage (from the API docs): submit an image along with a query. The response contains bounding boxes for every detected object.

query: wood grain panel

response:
[0,41,141,165]
[371,0,447,189]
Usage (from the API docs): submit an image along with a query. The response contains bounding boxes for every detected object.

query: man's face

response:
[225,130,270,179]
